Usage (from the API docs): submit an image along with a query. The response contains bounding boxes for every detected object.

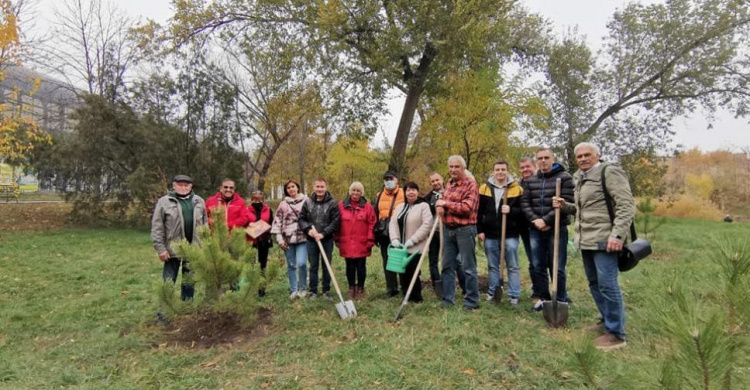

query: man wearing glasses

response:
[520,149,575,311]
[151,175,208,309]
[205,178,250,230]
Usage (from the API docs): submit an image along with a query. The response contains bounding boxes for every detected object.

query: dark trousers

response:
[428,233,441,283]
[378,235,400,294]
[520,227,537,298]
[163,257,194,300]
[308,238,334,294]
[255,240,271,296]
[399,252,423,302]
[345,257,367,288]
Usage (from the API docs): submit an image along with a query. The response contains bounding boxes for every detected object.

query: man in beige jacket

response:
[554,143,635,351]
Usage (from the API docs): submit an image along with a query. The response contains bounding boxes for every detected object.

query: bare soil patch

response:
[159,307,272,349]
[0,203,71,231]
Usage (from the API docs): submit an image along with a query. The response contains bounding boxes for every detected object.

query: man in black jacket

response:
[520,148,575,310]
[299,178,341,300]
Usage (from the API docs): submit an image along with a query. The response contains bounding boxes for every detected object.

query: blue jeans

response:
[163,257,194,300]
[484,238,521,299]
[285,242,308,293]
[529,228,569,302]
[504,238,521,299]
[484,238,501,296]
[308,238,334,294]
[441,225,479,309]
[582,250,626,340]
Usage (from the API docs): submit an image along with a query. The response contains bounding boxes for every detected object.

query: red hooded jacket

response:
[205,192,250,229]
[335,196,377,258]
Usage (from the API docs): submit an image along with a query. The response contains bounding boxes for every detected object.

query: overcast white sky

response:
[29,0,750,152]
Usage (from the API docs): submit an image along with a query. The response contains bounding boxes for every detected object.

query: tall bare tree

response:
[42,0,136,101]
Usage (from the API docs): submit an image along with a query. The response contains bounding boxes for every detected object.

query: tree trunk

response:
[390,82,424,175]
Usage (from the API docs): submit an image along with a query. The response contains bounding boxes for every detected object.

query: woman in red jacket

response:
[336,181,377,299]
[247,190,273,297]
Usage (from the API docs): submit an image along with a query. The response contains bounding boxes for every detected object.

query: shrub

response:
[653,194,724,220]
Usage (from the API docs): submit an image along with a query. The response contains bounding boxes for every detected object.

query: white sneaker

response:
[297,290,307,298]
[289,291,298,300]
[486,294,494,302]
[509,298,519,306]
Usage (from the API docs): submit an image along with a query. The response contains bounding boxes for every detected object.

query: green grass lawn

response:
[0,219,748,389]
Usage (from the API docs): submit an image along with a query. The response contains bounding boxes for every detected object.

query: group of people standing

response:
[151,142,635,351]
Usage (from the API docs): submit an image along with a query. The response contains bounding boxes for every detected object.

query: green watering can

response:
[386,244,419,274]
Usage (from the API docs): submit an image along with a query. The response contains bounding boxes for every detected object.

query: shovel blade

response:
[335,300,357,319]
[492,286,504,305]
[542,300,569,328]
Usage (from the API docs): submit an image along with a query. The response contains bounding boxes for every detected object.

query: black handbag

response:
[601,166,652,272]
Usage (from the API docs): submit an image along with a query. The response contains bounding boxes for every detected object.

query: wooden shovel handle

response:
[551,178,561,298]
[499,187,508,283]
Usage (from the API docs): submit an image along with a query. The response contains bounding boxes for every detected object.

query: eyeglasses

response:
[222,186,235,189]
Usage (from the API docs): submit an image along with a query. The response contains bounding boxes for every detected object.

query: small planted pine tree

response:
[636,197,666,241]
[710,236,750,333]
[156,207,279,324]
[652,272,744,389]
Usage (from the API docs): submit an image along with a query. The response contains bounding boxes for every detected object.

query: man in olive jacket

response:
[555,142,635,351]
[151,175,208,301]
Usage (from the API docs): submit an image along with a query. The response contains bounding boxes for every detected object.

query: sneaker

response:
[289,291,298,300]
[486,294,494,302]
[509,298,519,306]
[322,291,334,301]
[308,292,318,300]
[297,290,308,298]
[533,299,544,312]
[595,333,627,351]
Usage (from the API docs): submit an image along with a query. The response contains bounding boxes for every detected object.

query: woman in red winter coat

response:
[336,181,377,299]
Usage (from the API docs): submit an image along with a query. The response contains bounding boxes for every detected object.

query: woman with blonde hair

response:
[335,181,377,299]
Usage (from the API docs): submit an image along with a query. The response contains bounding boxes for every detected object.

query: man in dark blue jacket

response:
[520,148,575,310]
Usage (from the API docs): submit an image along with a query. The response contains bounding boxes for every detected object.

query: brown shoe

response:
[355,287,365,300]
[347,288,355,300]
[585,322,605,334]
[595,333,627,351]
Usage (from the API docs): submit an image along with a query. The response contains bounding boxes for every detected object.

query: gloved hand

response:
[391,239,402,248]
[405,239,414,248]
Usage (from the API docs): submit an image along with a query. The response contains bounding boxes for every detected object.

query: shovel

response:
[312,227,356,319]
[543,178,569,327]
[433,218,444,299]
[493,188,509,305]
[395,216,440,321]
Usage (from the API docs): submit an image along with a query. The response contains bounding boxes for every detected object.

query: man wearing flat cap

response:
[151,175,208,304]
[373,170,405,297]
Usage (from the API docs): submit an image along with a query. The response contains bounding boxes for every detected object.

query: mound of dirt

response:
[160,307,272,349]
[0,203,71,231]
